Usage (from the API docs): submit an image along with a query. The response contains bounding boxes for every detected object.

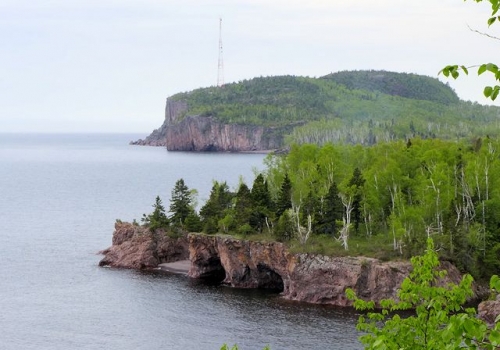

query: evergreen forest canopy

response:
[143,137,500,281]
[169,70,500,146]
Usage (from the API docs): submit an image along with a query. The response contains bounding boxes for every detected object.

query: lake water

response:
[0,133,361,350]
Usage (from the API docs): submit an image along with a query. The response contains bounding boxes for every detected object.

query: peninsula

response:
[132,70,500,152]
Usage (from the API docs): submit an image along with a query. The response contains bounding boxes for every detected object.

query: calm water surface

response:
[0,133,361,350]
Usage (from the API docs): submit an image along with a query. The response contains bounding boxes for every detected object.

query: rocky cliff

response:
[131,98,291,152]
[99,222,188,269]
[186,234,472,306]
[99,225,482,307]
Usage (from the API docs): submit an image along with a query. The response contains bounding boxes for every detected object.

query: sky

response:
[1,0,499,133]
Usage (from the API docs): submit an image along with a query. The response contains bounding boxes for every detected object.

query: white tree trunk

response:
[339,194,353,250]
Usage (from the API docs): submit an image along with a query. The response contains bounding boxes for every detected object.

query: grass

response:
[213,229,403,261]
[287,233,402,260]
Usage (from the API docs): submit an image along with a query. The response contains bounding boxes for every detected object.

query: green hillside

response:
[322,70,460,105]
[170,71,500,145]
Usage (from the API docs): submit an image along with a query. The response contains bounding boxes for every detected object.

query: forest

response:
[168,70,500,146]
[144,137,500,280]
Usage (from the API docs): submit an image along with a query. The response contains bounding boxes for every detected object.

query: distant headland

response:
[131,70,500,152]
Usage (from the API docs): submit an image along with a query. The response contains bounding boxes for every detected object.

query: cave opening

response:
[256,263,284,293]
[198,257,226,284]
[203,144,217,152]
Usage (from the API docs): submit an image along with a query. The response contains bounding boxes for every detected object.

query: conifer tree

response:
[348,167,365,233]
[169,178,194,228]
[276,174,292,218]
[251,174,272,209]
[318,182,343,235]
[250,174,274,232]
[141,195,170,231]
[234,183,253,229]
[200,181,234,234]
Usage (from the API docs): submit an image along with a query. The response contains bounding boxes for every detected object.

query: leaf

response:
[461,65,469,75]
[478,64,487,75]
[490,275,500,291]
[345,288,356,300]
[488,16,497,26]
[490,330,500,345]
[486,63,499,74]
[484,86,493,98]
[492,86,500,101]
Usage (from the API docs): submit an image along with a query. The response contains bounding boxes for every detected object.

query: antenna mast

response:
[217,18,224,87]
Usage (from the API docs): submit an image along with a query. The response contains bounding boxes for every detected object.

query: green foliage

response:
[251,174,273,209]
[274,210,295,242]
[184,210,203,232]
[199,181,234,234]
[141,195,170,231]
[169,178,196,228]
[323,70,459,104]
[275,174,292,218]
[234,183,253,228]
[171,75,326,127]
[441,0,500,100]
[288,233,399,260]
[237,223,254,236]
[263,138,500,277]
[316,182,344,236]
[348,167,365,233]
[346,239,486,350]
[170,71,500,145]
[141,137,500,279]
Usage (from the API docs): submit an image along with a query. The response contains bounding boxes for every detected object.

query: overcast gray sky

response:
[1,0,499,133]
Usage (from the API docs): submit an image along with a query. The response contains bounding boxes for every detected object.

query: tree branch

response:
[468,24,500,41]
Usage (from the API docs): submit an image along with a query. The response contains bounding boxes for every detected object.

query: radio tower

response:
[217,18,224,88]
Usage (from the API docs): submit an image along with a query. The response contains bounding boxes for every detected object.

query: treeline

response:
[262,138,500,279]
[142,137,500,280]
[168,71,500,144]
[286,100,500,145]
[322,70,460,105]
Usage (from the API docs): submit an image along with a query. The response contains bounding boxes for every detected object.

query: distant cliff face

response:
[131,98,288,152]
[166,115,284,152]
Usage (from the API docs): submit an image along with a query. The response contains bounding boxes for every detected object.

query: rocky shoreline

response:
[98,222,188,269]
[99,222,493,311]
[130,98,302,152]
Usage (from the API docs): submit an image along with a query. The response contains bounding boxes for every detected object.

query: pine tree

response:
[141,195,170,231]
[318,182,343,235]
[251,174,272,209]
[276,174,292,218]
[184,211,203,232]
[169,178,193,228]
[234,183,253,228]
[348,167,365,233]
[199,181,234,234]
[249,174,274,232]
[302,190,320,233]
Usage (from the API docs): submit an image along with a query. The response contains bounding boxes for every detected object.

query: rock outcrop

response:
[131,98,295,152]
[99,225,481,307]
[478,296,500,325]
[99,222,188,269]
[187,234,469,306]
